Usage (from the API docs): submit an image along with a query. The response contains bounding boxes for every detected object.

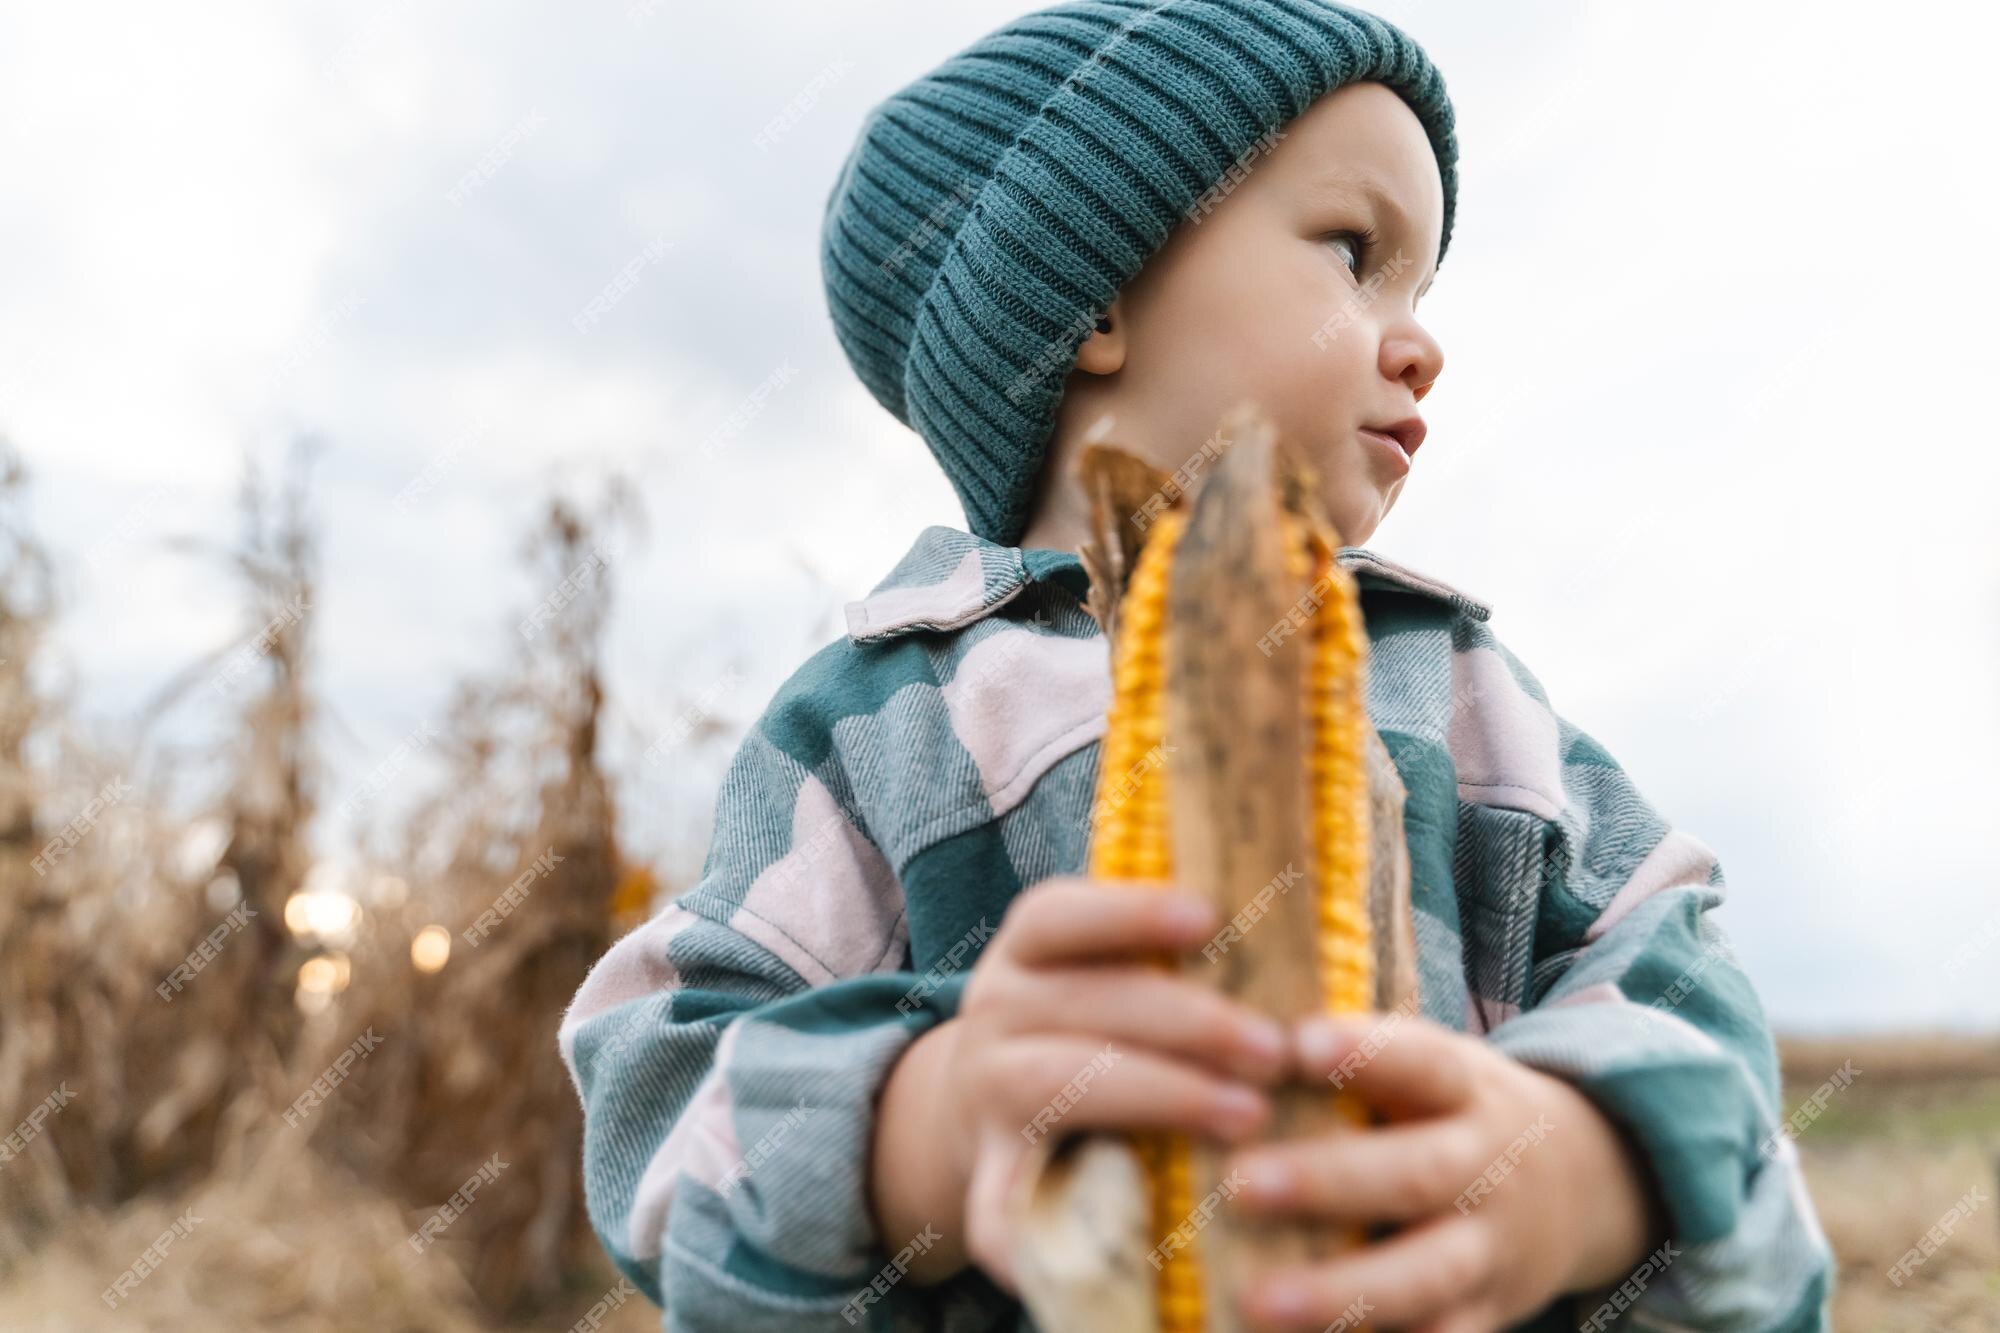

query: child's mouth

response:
[1359,426,1415,475]
[1361,417,1425,459]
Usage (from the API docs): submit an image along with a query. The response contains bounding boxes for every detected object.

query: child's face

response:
[1045,81,1445,549]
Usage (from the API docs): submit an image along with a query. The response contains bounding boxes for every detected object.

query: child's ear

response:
[1074,299,1128,376]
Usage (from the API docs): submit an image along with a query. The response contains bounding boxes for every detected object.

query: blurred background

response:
[0,1,1993,1328]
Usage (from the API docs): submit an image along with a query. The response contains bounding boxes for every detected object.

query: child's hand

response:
[869,875,1289,1288]
[1222,1015,1662,1332]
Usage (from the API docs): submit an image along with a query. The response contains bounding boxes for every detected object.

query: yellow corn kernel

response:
[1301,520,1374,1177]
[1300,518,1373,1017]
[1086,509,1199,1331]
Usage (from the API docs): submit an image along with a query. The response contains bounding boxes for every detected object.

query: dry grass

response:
[0,1118,486,1332]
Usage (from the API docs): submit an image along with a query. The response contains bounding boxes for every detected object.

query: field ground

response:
[1778,1034,2000,1330]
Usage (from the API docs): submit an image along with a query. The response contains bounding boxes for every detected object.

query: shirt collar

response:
[844,525,1492,643]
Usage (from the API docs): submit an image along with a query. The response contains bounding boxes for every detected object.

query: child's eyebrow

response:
[1300,165,1405,221]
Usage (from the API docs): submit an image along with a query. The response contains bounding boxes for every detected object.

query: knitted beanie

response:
[819,0,1459,545]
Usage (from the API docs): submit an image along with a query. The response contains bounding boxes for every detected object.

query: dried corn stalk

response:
[1010,403,1418,1333]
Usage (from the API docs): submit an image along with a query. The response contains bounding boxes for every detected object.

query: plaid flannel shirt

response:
[560,525,1834,1332]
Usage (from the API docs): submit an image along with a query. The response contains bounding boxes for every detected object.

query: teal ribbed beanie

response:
[820,0,1459,545]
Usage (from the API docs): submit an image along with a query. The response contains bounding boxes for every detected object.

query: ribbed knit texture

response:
[820,0,1460,544]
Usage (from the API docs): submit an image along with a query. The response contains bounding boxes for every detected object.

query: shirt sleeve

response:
[557,717,978,1332]
[1477,702,1836,1331]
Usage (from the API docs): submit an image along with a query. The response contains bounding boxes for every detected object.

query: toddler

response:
[562,4,1834,1328]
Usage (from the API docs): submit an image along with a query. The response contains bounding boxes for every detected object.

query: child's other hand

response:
[873,874,1289,1290]
[1222,1015,1661,1332]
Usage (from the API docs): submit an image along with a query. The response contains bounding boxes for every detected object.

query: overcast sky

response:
[3,1,1994,1032]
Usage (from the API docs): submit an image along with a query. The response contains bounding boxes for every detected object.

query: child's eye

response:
[1321,230,1369,278]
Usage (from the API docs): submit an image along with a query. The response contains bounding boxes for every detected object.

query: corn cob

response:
[1084,433,1375,1331]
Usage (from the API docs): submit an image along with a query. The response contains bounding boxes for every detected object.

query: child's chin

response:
[1307,471,1385,541]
